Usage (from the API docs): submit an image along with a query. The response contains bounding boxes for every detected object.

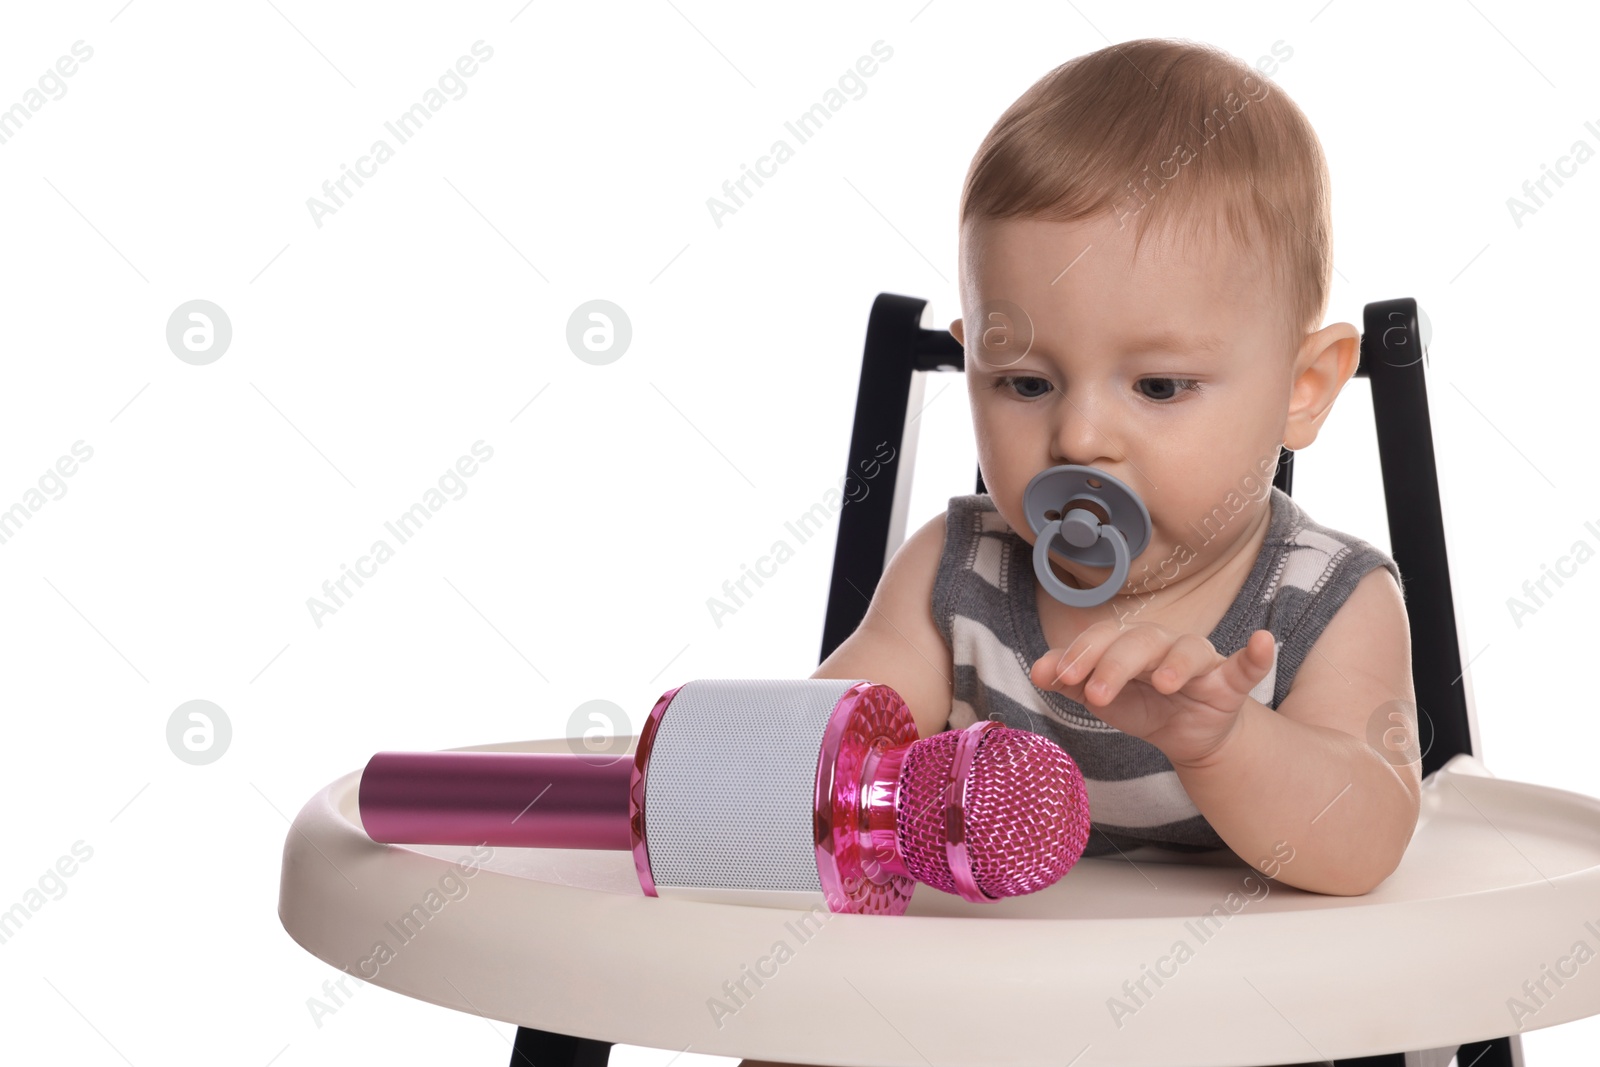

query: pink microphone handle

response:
[359,751,635,850]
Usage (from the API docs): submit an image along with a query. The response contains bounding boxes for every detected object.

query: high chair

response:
[278,294,1600,1067]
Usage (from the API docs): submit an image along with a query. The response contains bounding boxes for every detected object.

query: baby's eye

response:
[994,375,1201,403]
[995,375,1052,399]
[1136,377,1201,402]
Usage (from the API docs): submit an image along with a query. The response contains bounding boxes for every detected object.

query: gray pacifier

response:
[1022,465,1152,608]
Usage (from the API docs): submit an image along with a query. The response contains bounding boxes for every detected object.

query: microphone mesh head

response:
[897,726,1091,899]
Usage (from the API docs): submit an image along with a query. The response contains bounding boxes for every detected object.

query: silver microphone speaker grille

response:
[643,677,854,893]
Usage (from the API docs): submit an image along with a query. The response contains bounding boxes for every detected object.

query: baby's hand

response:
[1029,621,1276,769]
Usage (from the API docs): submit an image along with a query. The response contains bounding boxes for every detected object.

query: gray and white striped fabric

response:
[931,486,1403,858]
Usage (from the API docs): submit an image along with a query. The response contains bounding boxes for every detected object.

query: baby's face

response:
[952,212,1298,598]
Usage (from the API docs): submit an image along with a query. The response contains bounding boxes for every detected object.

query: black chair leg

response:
[509,1026,612,1067]
[1327,1033,1522,1067]
[1452,1035,1524,1067]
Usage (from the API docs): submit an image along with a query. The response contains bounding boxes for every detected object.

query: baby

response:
[741,36,1419,1067]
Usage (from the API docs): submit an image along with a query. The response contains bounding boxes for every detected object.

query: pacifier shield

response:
[1022,465,1152,607]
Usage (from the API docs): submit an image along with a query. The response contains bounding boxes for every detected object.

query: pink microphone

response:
[359,678,1091,915]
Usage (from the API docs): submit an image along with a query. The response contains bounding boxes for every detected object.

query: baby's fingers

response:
[1220,630,1277,694]
[1032,644,1093,691]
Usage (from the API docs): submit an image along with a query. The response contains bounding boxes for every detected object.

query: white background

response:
[1,1,1596,1065]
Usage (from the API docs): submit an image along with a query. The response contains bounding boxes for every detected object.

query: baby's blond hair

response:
[958,38,1330,360]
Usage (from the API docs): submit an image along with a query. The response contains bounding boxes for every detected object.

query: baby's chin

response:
[1036,544,1114,591]
[1036,529,1190,598]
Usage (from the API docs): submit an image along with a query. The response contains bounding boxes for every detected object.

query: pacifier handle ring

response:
[1032,512,1131,608]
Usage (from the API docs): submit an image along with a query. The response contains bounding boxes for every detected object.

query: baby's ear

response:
[948,317,965,346]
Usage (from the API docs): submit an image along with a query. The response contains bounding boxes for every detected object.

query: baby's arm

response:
[1170,567,1422,894]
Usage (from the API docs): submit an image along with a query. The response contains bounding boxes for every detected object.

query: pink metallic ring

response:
[944,719,1002,902]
